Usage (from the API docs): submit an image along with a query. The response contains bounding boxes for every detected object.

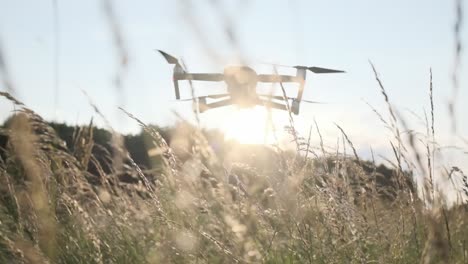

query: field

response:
[1,1,467,263]
[1,78,467,263]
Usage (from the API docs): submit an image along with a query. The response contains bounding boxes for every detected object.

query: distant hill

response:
[0,114,413,200]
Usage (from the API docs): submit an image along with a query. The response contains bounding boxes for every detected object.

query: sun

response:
[220,107,278,144]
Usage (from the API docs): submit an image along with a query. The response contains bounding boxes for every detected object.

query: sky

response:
[0,0,467,187]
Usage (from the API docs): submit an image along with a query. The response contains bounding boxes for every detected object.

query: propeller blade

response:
[156,50,179,65]
[307,67,345,74]
[263,63,345,73]
[301,99,328,104]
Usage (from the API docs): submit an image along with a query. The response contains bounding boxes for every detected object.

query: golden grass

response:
[0,86,467,263]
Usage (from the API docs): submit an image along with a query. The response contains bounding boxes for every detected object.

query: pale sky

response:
[0,0,467,175]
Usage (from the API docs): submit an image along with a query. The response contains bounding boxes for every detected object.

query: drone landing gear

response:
[193,98,233,113]
[257,99,300,115]
[291,99,300,115]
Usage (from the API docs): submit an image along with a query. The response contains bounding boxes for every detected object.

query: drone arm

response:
[173,79,181,99]
[175,73,224,82]
[257,74,300,83]
[205,98,233,108]
[172,72,224,99]
[158,51,224,98]
[296,79,305,102]
[256,99,288,111]
[196,98,233,112]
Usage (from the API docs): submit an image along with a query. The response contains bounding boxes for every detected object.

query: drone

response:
[158,50,344,115]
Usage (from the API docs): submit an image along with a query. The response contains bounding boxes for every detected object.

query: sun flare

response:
[220,107,278,144]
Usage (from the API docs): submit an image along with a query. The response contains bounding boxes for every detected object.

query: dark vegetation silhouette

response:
[1,115,413,200]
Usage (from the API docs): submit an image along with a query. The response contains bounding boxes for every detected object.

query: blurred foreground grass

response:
[0,90,467,264]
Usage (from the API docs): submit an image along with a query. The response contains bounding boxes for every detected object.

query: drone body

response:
[158,50,344,115]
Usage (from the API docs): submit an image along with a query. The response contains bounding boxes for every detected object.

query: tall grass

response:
[0,80,467,263]
[1,1,467,263]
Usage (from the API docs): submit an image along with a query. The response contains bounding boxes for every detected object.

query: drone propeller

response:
[156,50,180,65]
[304,66,345,74]
[261,62,345,74]
[301,99,328,104]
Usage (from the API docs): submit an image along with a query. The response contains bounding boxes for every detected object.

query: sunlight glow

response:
[220,107,278,144]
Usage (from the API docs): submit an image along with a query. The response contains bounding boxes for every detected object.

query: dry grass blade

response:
[81,90,113,131]
[363,99,391,130]
[180,59,201,126]
[273,66,300,153]
[0,41,16,94]
[335,123,361,166]
[102,0,128,100]
[176,0,224,64]
[369,61,409,152]
[119,107,178,170]
[449,0,463,133]
[370,61,398,127]
[52,0,60,115]
[429,68,435,141]
[0,91,24,106]
[125,153,167,219]
[313,118,326,156]
[389,141,403,175]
